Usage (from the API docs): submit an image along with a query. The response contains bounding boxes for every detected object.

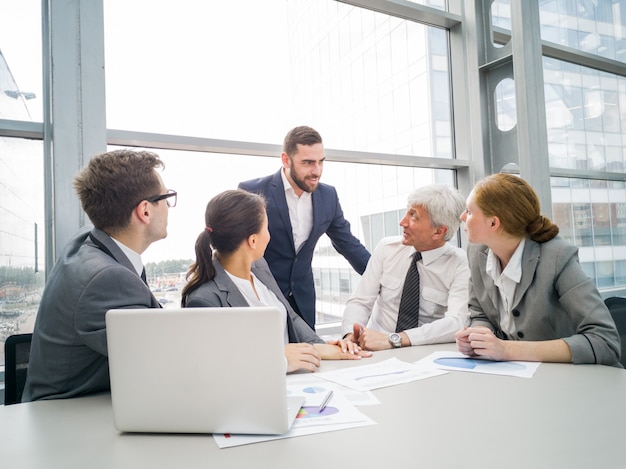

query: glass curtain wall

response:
[541,2,626,293]
[492,0,626,295]
[1,0,625,367]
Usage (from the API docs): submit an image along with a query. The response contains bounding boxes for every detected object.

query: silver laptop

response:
[105,306,304,435]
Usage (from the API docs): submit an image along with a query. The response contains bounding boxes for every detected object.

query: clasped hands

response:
[455,326,510,361]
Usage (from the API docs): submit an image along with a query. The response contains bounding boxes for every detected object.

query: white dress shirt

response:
[486,238,525,339]
[341,236,470,345]
[281,168,312,252]
[226,271,290,344]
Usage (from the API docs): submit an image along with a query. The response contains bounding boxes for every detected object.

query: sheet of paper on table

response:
[213,374,377,448]
[417,350,541,378]
[315,357,447,391]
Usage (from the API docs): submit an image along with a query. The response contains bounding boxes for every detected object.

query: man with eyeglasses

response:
[23,149,175,402]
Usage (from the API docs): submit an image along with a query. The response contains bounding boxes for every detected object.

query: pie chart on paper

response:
[302,386,327,394]
[296,406,339,418]
[434,357,526,371]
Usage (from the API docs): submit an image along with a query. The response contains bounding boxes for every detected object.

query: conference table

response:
[2,343,625,468]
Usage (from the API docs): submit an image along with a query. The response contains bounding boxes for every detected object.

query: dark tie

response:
[141,267,147,285]
[396,251,421,332]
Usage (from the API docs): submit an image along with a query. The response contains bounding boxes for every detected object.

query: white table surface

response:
[3,343,625,469]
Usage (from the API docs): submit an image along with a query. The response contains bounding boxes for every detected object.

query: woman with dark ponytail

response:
[182,189,371,373]
[456,173,621,366]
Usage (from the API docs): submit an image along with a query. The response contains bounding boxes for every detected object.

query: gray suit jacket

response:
[23,227,161,401]
[468,237,621,366]
[184,256,323,345]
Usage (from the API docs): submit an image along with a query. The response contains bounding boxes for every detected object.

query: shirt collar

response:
[486,238,525,283]
[280,167,311,200]
[280,167,294,195]
[412,243,449,265]
[110,236,144,277]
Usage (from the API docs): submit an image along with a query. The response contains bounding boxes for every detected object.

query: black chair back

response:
[604,297,626,368]
[4,333,33,405]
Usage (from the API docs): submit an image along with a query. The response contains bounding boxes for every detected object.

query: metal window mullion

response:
[510,0,552,217]
[106,129,470,170]
[45,0,107,274]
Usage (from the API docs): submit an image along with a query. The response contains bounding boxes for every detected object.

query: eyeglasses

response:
[145,189,177,208]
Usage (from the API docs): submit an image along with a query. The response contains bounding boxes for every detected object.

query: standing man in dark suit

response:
[23,149,174,401]
[238,126,370,329]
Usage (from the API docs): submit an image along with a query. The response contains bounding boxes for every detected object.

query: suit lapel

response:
[252,260,292,311]
[269,170,296,252]
[309,189,324,242]
[88,228,137,274]
[252,260,297,341]
[252,261,277,290]
[88,228,161,307]
[513,239,540,308]
[212,256,249,306]
[477,246,500,314]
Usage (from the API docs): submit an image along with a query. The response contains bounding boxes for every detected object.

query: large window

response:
[552,177,626,290]
[491,0,626,295]
[544,59,626,172]
[540,1,626,294]
[1,0,625,371]
[0,1,43,366]
[104,0,452,158]
[539,0,626,64]
[0,137,44,365]
[0,0,42,122]
[104,0,455,328]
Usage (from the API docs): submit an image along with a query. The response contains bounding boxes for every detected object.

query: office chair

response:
[604,297,626,368]
[4,333,33,405]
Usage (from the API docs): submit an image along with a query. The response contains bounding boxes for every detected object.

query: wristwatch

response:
[388,332,402,348]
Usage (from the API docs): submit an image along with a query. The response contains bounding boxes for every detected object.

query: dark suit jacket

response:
[23,227,161,401]
[239,169,370,328]
[184,256,323,345]
[468,237,621,366]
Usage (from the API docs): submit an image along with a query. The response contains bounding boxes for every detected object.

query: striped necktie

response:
[395,251,421,332]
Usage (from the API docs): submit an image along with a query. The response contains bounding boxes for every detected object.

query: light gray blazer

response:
[184,256,323,345]
[23,227,161,402]
[468,237,621,366]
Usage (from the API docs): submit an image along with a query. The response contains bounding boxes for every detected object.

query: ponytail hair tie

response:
[205,226,213,233]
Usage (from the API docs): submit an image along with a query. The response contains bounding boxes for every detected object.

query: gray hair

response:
[406,184,465,241]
